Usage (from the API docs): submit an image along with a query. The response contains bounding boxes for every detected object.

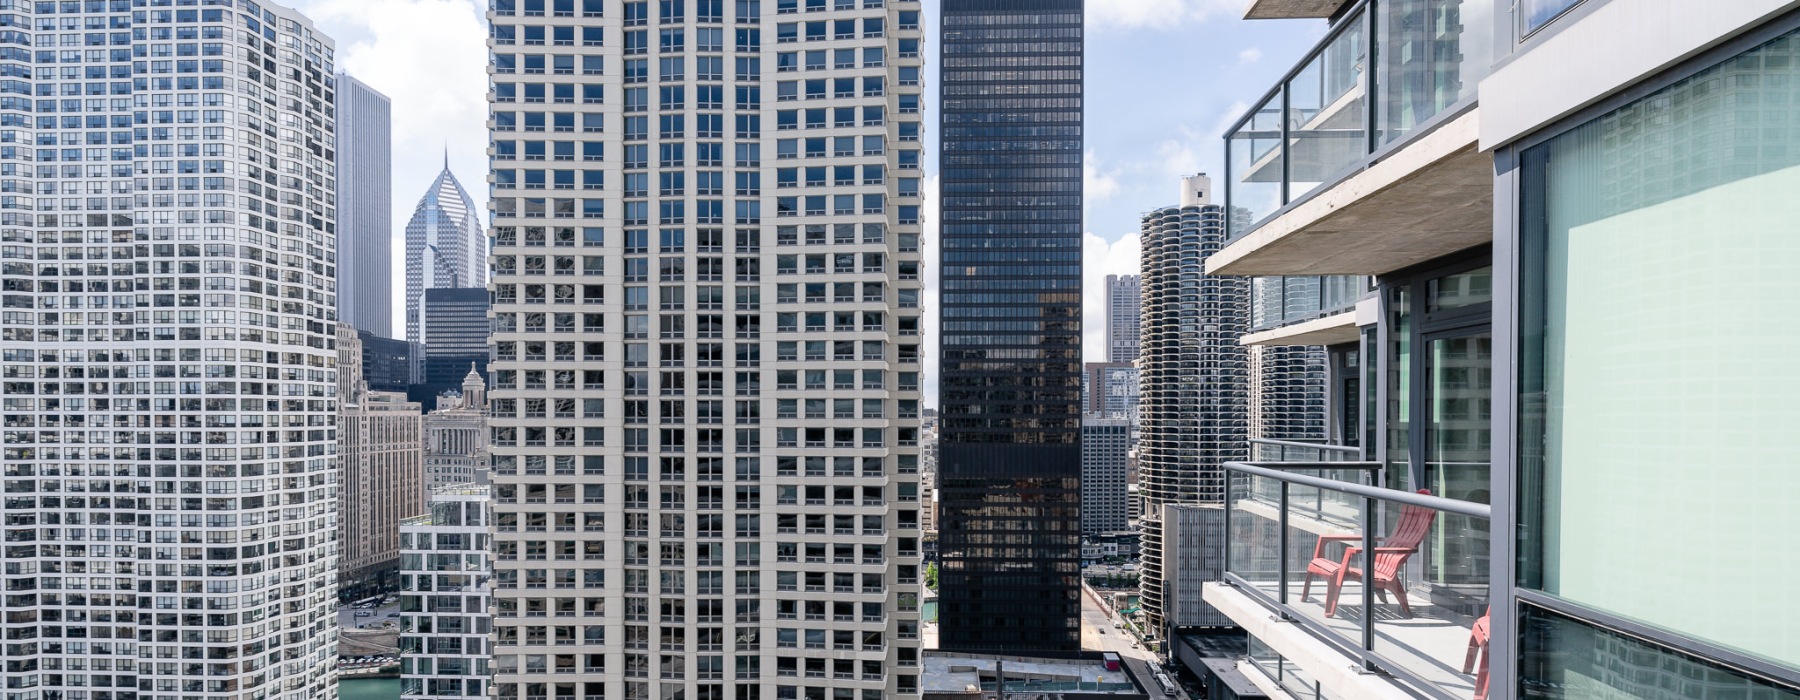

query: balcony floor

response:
[1243,576,1484,699]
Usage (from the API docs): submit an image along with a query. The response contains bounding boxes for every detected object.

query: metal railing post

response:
[1361,493,1377,668]
[1278,480,1290,605]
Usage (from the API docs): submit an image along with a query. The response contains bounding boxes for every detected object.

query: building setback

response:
[484,0,928,697]
[336,73,394,337]
[0,3,343,698]
[935,0,1086,654]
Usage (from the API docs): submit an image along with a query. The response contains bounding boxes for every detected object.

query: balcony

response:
[1212,457,1491,700]
[1219,0,1494,277]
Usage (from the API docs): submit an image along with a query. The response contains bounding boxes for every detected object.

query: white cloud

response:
[1087,0,1240,31]
[1084,151,1122,204]
[1237,47,1263,64]
[1082,231,1142,365]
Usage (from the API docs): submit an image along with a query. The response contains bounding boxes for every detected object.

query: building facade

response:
[399,487,494,700]
[1105,273,1140,363]
[336,73,394,337]
[935,0,1086,654]
[424,367,491,489]
[0,3,343,698]
[484,0,928,698]
[1081,415,1130,536]
[337,324,426,599]
[404,162,485,346]
[358,328,414,392]
[420,287,491,388]
[1135,176,1248,639]
[1196,1,1800,698]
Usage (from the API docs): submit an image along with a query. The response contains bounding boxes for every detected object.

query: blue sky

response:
[287,0,1326,396]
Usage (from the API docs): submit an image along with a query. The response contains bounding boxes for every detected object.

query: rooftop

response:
[922,652,1139,695]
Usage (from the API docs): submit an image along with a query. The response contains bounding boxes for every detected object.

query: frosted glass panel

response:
[1520,28,1800,670]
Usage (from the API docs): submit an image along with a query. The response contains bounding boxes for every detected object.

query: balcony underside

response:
[1212,109,1490,277]
[1243,0,1353,20]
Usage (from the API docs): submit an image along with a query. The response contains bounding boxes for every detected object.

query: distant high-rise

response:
[0,4,344,698]
[1136,175,1249,638]
[358,329,414,392]
[420,287,491,388]
[400,486,494,700]
[337,325,426,600]
[405,161,485,345]
[1082,415,1131,535]
[936,0,1086,654]
[1106,274,1141,362]
[336,74,394,337]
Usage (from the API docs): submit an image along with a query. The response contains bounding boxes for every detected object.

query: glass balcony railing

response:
[1250,275,1368,331]
[1225,460,1491,700]
[1225,0,1495,239]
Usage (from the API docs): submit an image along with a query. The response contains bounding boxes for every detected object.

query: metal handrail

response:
[1247,437,1361,455]
[1226,461,1491,519]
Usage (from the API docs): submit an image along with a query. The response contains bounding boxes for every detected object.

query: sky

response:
[287,0,1326,402]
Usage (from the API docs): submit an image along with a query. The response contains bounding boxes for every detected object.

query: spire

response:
[443,144,450,171]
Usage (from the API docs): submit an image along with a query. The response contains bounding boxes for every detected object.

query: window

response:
[1518,28,1800,671]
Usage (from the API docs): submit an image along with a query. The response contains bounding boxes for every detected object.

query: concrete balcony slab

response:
[1243,0,1352,20]
[1242,311,1359,347]
[1210,109,1490,277]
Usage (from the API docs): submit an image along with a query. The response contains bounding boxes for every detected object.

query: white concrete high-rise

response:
[404,161,485,345]
[0,2,342,698]
[400,486,494,700]
[484,0,928,697]
[335,73,394,337]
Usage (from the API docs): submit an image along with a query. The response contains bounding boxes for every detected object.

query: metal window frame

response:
[1494,9,1800,698]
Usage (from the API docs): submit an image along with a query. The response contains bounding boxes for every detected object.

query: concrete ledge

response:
[1480,0,1800,150]
[1244,0,1351,20]
[1203,582,1423,700]
[1241,311,1359,347]
[1237,659,1291,699]
[1209,109,1491,277]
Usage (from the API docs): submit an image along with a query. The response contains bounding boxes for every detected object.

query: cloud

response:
[1082,231,1142,365]
[1084,151,1122,203]
[1237,47,1263,64]
[1087,0,1241,31]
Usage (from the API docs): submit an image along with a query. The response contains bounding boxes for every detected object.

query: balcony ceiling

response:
[1242,0,1352,20]
[1241,311,1359,347]
[1209,110,1491,277]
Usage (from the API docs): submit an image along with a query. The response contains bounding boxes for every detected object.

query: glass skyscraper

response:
[935,0,1085,653]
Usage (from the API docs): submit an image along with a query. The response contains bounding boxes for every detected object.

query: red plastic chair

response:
[1465,609,1491,700]
[1299,489,1437,617]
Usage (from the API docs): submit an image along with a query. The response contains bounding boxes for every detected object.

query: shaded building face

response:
[935,0,1085,654]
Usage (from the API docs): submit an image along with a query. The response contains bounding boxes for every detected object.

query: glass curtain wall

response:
[1520,24,1800,682]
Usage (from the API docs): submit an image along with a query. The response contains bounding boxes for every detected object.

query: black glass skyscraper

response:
[936,0,1085,653]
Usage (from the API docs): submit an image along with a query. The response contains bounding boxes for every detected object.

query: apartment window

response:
[1518,27,1800,671]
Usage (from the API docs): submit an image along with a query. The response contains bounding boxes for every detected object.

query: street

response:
[1080,584,1193,700]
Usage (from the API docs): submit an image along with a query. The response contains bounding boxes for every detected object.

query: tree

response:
[924,562,938,591]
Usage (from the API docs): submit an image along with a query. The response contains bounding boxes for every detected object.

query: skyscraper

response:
[405,161,485,346]
[0,3,342,698]
[336,73,395,337]
[484,1,927,698]
[1105,274,1141,362]
[1136,175,1248,638]
[400,486,494,700]
[936,0,1085,654]
[1081,415,1130,536]
[420,287,492,388]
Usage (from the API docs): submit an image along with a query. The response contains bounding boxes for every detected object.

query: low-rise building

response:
[399,487,493,700]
